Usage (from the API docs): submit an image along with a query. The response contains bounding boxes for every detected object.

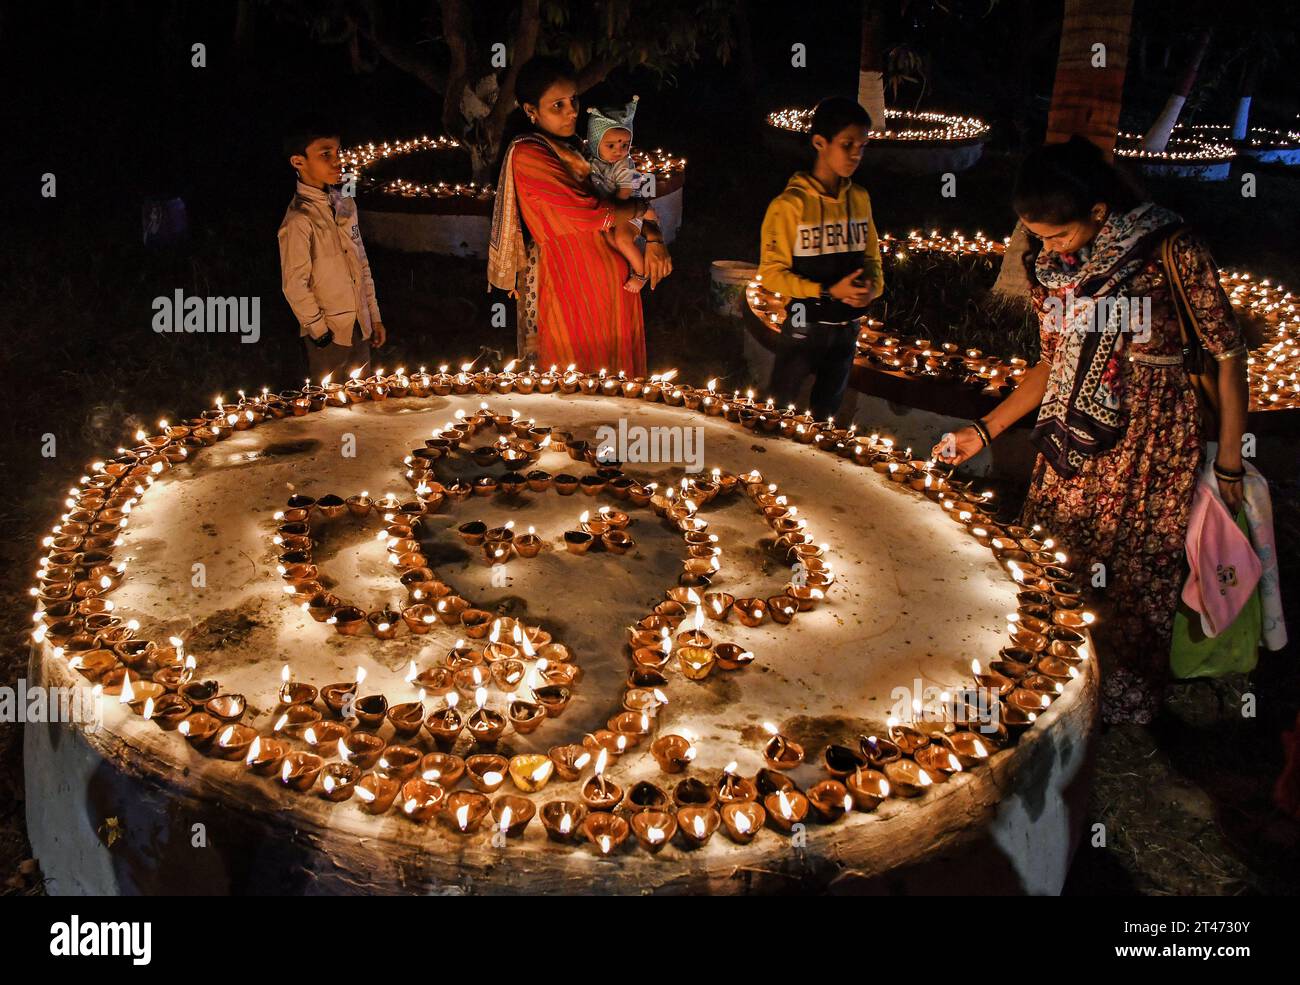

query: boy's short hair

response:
[283,119,341,161]
[810,97,873,140]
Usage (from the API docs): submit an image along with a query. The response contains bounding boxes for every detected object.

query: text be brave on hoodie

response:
[793,218,876,256]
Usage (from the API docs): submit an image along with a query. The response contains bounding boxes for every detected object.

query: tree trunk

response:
[1231,55,1261,140]
[1044,0,1134,152]
[1142,26,1213,151]
[995,0,1135,301]
[858,0,887,132]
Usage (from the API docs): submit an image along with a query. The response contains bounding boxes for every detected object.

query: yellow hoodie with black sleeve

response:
[758,172,883,325]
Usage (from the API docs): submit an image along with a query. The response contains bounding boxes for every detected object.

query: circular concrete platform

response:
[26,381,1097,895]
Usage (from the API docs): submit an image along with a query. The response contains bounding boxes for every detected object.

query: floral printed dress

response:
[1021,232,1247,725]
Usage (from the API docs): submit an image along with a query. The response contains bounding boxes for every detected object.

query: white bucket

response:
[710,260,758,319]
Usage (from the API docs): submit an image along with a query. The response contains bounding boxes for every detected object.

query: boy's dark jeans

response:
[766,321,860,422]
[304,325,371,383]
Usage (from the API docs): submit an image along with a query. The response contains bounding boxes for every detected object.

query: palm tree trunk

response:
[858,0,887,133]
[1142,26,1213,151]
[994,0,1134,300]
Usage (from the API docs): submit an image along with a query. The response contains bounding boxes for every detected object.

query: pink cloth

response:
[1182,462,1262,637]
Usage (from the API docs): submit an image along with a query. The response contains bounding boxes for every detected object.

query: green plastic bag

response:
[1171,510,1263,679]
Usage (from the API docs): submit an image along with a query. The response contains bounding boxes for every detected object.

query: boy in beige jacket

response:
[278,122,387,381]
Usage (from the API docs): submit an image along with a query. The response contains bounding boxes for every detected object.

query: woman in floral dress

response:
[936,137,1250,725]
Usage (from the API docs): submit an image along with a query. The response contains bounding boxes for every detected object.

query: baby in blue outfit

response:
[587,96,654,292]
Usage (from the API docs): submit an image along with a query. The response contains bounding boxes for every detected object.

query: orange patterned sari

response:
[509,136,646,375]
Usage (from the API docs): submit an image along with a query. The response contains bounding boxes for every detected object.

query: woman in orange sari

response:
[488,58,672,375]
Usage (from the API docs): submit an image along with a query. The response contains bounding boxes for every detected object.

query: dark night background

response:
[2,0,1298,895]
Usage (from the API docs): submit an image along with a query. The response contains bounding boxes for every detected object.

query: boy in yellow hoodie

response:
[758,97,883,421]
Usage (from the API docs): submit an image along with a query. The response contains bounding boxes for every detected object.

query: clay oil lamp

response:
[608,710,652,746]
[1036,654,1077,682]
[466,753,509,793]
[508,753,554,793]
[631,810,677,854]
[534,684,572,717]
[356,773,401,813]
[541,662,581,687]
[320,670,363,718]
[701,592,734,622]
[602,530,635,554]
[429,592,470,625]
[672,776,718,810]
[339,731,385,770]
[760,786,808,832]
[716,762,758,804]
[244,735,288,776]
[651,733,697,773]
[971,659,1016,698]
[563,529,594,555]
[626,780,671,814]
[375,745,423,781]
[845,767,891,811]
[914,742,963,782]
[177,711,221,751]
[460,608,494,638]
[886,716,931,756]
[807,779,853,822]
[1008,687,1053,718]
[446,791,492,834]
[147,692,192,731]
[345,492,373,518]
[942,730,992,770]
[467,688,507,745]
[66,650,118,687]
[541,800,587,843]
[1021,672,1065,699]
[553,473,580,496]
[121,678,166,714]
[765,594,799,625]
[457,520,488,546]
[717,800,764,847]
[277,666,317,707]
[993,647,1036,679]
[316,493,346,519]
[762,722,805,769]
[320,762,361,802]
[328,606,367,637]
[202,692,245,725]
[583,812,630,856]
[622,687,663,717]
[582,749,624,811]
[419,751,465,787]
[507,697,547,735]
[849,737,894,781]
[549,744,592,781]
[514,526,543,557]
[824,743,869,778]
[677,645,715,681]
[492,795,536,839]
[676,806,721,848]
[273,702,322,737]
[383,700,424,739]
[279,751,325,792]
[396,603,437,637]
[212,723,258,761]
[734,597,768,627]
[883,759,933,798]
[399,778,447,823]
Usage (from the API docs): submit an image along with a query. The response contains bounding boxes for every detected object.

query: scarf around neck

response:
[1029,201,1183,479]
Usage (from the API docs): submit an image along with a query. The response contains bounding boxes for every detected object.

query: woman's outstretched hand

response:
[645,241,673,290]
[931,426,985,466]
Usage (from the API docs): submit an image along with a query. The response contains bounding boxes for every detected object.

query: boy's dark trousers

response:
[304,321,372,382]
[766,320,860,422]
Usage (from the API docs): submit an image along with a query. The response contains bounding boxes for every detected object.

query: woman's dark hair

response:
[1012,135,1143,224]
[494,56,580,176]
